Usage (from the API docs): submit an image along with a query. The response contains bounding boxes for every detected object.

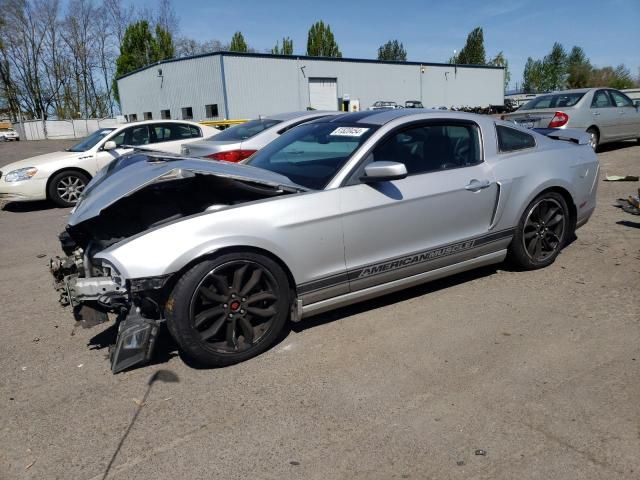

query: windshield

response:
[67,128,116,152]
[521,92,585,110]
[206,118,282,141]
[245,122,377,190]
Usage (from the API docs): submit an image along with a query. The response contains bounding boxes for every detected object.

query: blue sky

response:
[132,0,639,89]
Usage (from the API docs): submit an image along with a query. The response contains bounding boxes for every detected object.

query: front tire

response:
[48,170,89,207]
[508,192,570,270]
[166,252,290,367]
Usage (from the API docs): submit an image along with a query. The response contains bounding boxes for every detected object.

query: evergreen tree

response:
[456,27,486,65]
[306,21,341,57]
[113,20,174,102]
[488,51,510,91]
[272,37,293,55]
[542,42,567,91]
[566,46,591,88]
[377,40,407,61]
[229,31,248,53]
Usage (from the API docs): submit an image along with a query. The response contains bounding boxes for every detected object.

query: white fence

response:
[14,118,120,141]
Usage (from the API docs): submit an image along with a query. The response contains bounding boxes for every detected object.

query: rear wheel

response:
[508,192,570,270]
[166,252,290,367]
[586,127,599,151]
[48,170,89,207]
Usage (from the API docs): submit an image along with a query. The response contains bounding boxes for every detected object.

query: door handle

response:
[465,179,491,191]
[592,111,600,116]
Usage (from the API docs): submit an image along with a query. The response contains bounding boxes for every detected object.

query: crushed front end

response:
[50,231,165,373]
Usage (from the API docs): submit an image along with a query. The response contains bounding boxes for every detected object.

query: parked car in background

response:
[405,100,424,108]
[180,111,339,161]
[368,101,402,110]
[502,88,640,149]
[0,120,219,207]
[50,109,598,372]
[0,127,20,141]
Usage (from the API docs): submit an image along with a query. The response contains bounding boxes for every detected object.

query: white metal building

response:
[117,51,505,121]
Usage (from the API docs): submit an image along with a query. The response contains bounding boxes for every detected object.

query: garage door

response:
[309,78,337,111]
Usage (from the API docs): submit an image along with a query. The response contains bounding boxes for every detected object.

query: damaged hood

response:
[68,152,307,226]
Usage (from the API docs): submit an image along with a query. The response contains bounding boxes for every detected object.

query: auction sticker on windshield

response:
[330,127,369,137]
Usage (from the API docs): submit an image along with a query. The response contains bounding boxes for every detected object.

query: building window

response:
[161,109,171,119]
[181,107,193,120]
[205,104,219,118]
[143,112,152,120]
[128,113,137,122]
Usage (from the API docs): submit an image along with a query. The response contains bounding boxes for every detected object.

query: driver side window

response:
[372,122,482,176]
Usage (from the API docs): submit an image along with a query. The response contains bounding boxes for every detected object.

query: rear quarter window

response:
[496,125,536,152]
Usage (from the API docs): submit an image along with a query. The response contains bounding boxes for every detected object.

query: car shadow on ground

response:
[1,200,63,213]
[597,140,638,153]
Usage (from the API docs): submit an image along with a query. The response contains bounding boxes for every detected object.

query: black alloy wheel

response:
[522,197,566,262]
[166,252,290,367]
[190,260,279,353]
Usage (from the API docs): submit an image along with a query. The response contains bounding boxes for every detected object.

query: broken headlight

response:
[129,275,171,293]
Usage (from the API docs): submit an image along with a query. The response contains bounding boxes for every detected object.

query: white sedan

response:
[0,120,219,207]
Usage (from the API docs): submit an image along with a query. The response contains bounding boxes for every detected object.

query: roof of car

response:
[318,108,487,126]
[263,111,338,121]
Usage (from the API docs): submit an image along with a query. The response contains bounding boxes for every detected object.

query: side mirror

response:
[634,100,640,109]
[103,140,117,151]
[360,161,408,183]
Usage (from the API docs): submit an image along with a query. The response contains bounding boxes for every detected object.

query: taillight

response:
[548,111,569,128]
[206,150,257,162]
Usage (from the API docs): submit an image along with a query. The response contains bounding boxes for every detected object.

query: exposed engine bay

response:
[50,158,297,373]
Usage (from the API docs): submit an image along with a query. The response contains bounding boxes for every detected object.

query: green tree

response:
[229,31,248,52]
[306,21,341,57]
[566,46,591,88]
[456,27,486,65]
[488,51,510,91]
[377,40,407,61]
[522,57,545,93]
[272,36,293,55]
[542,42,567,91]
[113,20,174,102]
[589,64,636,89]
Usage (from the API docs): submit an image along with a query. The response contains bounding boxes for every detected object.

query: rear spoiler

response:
[532,128,591,145]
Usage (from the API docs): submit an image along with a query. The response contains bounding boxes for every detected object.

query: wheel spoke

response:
[247,305,276,318]
[237,316,254,344]
[247,291,277,304]
[534,237,542,258]
[526,236,538,254]
[543,206,559,223]
[209,274,229,293]
[226,318,237,348]
[199,314,227,340]
[240,268,262,296]
[523,230,537,240]
[547,214,563,227]
[194,305,224,328]
[199,286,226,304]
[232,264,248,292]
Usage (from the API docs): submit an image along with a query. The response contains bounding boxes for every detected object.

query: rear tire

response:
[586,127,599,151]
[166,252,290,367]
[47,170,90,207]
[508,192,570,270]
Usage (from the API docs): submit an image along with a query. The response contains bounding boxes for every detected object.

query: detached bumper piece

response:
[110,309,160,373]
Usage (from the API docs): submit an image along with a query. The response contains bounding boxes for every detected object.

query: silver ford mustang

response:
[50,110,599,372]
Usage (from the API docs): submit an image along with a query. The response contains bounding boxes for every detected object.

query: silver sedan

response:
[51,109,599,372]
[502,87,640,149]
[180,111,339,161]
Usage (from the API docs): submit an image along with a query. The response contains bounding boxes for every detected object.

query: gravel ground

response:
[0,139,638,480]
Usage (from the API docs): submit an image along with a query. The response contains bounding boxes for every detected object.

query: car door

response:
[339,120,500,292]
[94,126,141,171]
[150,122,203,153]
[589,89,619,141]
[609,90,640,139]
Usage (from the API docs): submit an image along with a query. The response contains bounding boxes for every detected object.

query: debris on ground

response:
[475,449,487,456]
[25,460,36,470]
[456,460,465,466]
[604,175,639,182]
[614,190,640,215]
[132,398,145,407]
[36,253,46,258]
